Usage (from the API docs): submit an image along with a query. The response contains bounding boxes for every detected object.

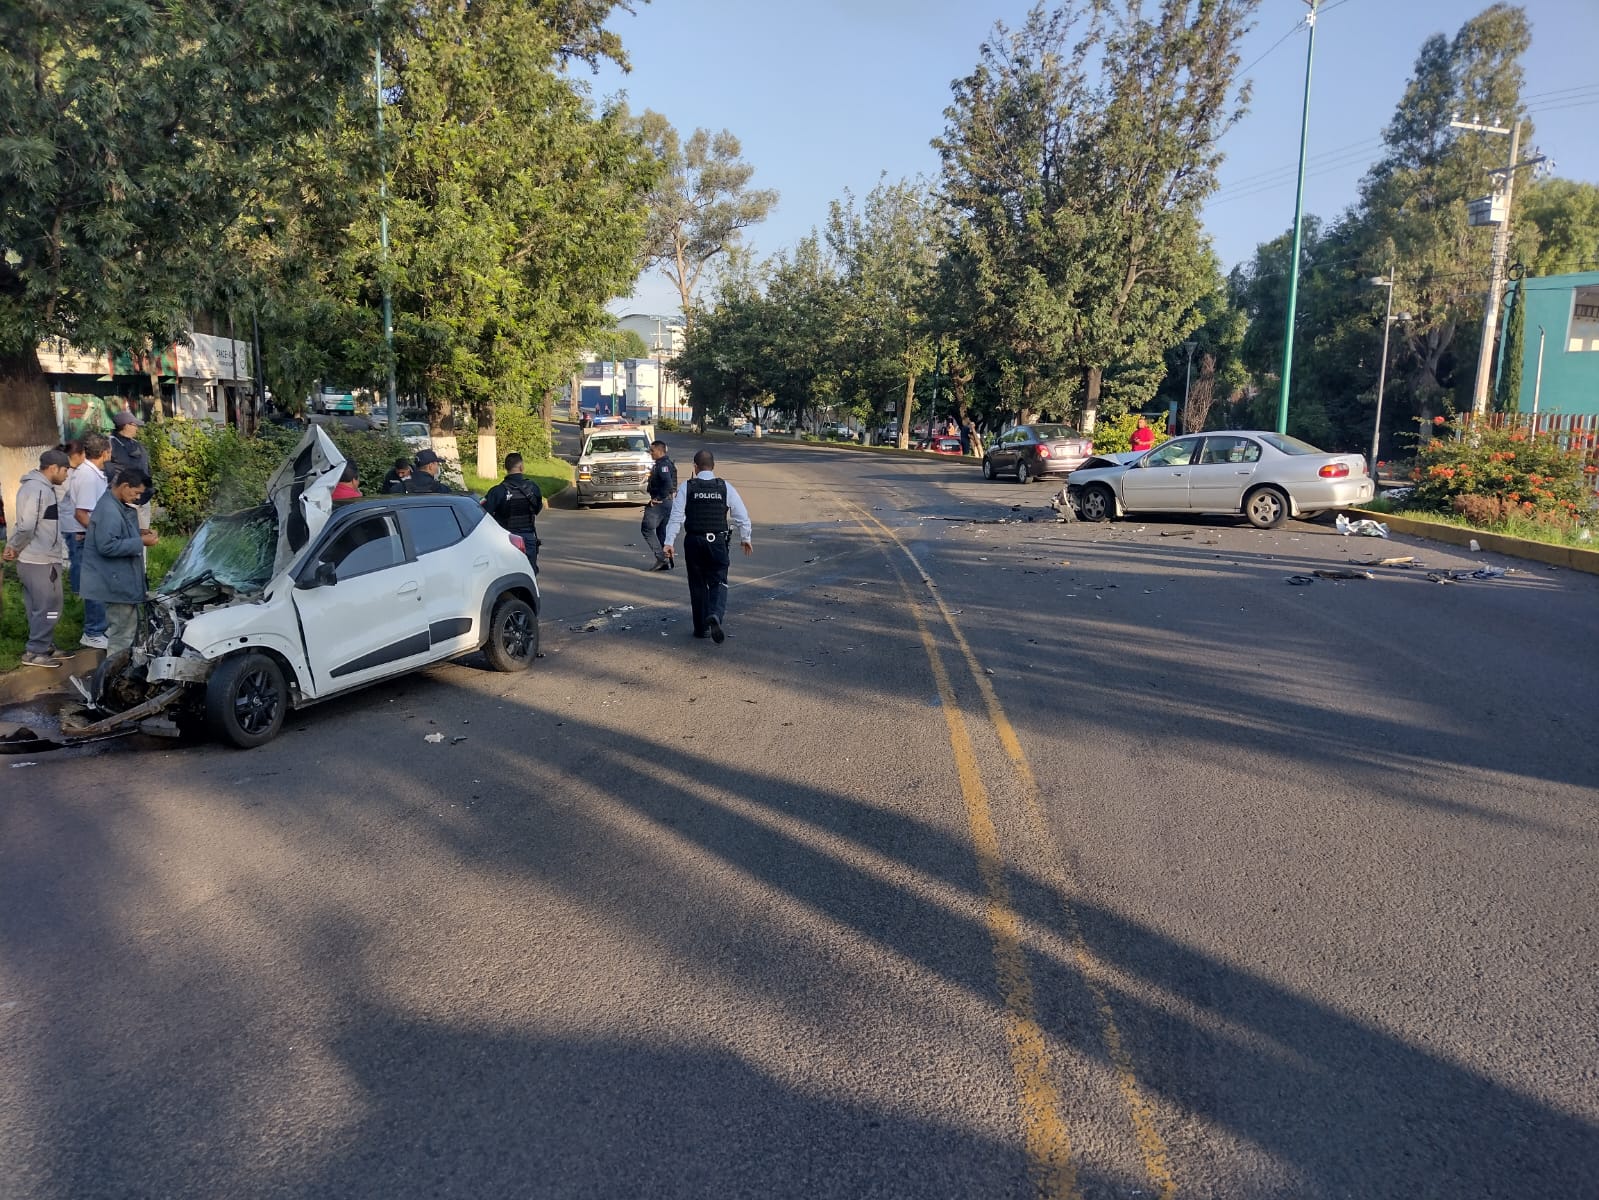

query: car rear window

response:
[1258,433,1325,456]
[403,505,464,556]
[1032,424,1082,440]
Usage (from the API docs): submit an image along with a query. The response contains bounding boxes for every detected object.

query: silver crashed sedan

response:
[1064,431,1374,529]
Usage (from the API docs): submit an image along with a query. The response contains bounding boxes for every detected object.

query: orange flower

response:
[1433,415,1447,426]
[1507,492,1520,501]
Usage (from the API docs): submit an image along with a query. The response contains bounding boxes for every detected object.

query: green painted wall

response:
[1516,270,1599,416]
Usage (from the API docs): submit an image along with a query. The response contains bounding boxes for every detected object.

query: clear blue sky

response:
[589,0,1599,317]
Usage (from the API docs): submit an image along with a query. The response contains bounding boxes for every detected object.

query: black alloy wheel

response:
[485,596,538,672]
[205,652,288,748]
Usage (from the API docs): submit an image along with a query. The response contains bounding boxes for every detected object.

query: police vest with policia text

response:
[683,480,730,535]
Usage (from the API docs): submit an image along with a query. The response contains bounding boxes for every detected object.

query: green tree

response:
[0,0,395,446]
[826,179,941,447]
[1517,179,1599,276]
[1062,0,1257,432]
[935,0,1256,434]
[1355,3,1531,414]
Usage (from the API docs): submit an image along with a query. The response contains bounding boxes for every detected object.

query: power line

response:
[1212,146,1384,205]
[1522,82,1599,103]
[1528,97,1599,116]
[1219,136,1384,192]
[1234,18,1304,82]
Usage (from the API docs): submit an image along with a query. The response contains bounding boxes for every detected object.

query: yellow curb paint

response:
[849,500,1177,1200]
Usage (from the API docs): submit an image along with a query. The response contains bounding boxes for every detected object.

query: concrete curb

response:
[1347,507,1599,575]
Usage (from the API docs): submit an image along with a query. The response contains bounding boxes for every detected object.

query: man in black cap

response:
[482,452,544,573]
[109,409,153,529]
[404,448,457,494]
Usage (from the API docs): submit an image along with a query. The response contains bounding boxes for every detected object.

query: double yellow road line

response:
[842,499,1175,1200]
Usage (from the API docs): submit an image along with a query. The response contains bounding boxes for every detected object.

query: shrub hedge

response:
[144,421,417,533]
[1408,417,1594,531]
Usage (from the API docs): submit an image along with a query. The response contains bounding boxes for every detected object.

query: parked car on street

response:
[1064,430,1374,529]
[398,421,432,451]
[63,427,539,748]
[733,422,757,437]
[918,436,964,455]
[981,424,1093,483]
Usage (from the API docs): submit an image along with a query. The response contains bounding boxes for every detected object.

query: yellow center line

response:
[844,498,1176,1200]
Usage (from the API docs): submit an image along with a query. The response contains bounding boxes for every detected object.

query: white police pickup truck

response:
[575,422,655,507]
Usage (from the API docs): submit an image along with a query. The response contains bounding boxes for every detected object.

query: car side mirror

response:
[302,561,337,589]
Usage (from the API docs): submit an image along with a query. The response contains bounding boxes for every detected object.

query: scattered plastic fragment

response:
[1335,514,1390,538]
[1286,575,1317,586]
[9,761,39,768]
[1352,556,1420,568]
[1469,539,1481,552]
[1313,569,1375,581]
[424,733,445,743]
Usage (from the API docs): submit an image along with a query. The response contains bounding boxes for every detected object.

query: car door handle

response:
[1236,470,1252,475]
[397,581,419,595]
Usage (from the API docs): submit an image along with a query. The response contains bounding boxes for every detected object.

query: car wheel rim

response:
[1084,491,1106,519]
[1251,493,1282,523]
[234,669,281,735]
[502,609,533,659]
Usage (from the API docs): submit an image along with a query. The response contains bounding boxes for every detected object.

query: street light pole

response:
[1368,268,1396,473]
[375,36,398,431]
[1275,0,1319,436]
[1181,340,1197,434]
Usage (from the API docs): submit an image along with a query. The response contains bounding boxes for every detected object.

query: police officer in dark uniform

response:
[662,449,753,643]
[404,448,456,493]
[641,439,676,570]
[482,452,544,573]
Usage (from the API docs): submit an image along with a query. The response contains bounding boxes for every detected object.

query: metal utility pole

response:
[1181,340,1197,433]
[375,36,399,431]
[1275,0,1319,436]
[1367,267,1397,472]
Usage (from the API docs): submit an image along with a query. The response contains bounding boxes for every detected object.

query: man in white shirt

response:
[662,450,753,643]
[63,432,113,649]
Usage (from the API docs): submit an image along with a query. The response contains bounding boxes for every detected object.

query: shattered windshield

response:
[159,504,280,595]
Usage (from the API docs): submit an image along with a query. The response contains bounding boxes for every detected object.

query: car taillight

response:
[508,534,526,551]
[1319,463,1350,478]
[1037,445,1051,458]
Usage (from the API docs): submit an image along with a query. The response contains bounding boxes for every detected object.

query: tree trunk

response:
[541,387,556,440]
[476,401,497,476]
[0,349,57,509]
[897,371,916,449]
[1080,366,1103,435]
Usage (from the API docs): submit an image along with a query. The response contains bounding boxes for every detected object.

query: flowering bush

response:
[1408,417,1592,527]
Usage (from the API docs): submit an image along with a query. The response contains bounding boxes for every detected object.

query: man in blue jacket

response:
[80,468,159,656]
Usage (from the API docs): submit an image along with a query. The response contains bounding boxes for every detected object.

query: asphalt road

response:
[2,436,1596,1199]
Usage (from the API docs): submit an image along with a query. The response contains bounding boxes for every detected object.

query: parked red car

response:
[918,436,964,455]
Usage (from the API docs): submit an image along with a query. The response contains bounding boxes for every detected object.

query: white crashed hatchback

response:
[70,427,539,748]
[1064,431,1374,529]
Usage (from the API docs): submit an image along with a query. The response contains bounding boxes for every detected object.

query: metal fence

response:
[1466,412,1599,468]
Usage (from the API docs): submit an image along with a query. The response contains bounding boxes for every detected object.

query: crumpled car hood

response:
[268,425,346,577]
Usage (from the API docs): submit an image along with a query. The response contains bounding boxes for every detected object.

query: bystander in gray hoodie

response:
[7,463,68,565]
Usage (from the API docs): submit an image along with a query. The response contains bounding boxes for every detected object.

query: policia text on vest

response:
[661,450,754,643]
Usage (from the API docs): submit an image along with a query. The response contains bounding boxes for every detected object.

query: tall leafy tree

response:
[272,0,659,464]
[634,111,777,430]
[0,0,395,447]
[1355,3,1531,414]
[936,0,1256,434]
[826,179,941,447]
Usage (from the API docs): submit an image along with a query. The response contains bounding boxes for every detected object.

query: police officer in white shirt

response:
[662,449,753,643]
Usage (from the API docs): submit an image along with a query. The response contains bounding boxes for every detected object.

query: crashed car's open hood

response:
[268,426,346,577]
